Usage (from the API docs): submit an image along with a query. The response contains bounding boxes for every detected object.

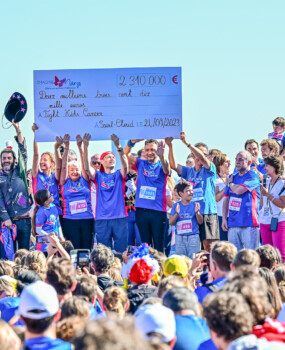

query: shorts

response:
[199,214,220,241]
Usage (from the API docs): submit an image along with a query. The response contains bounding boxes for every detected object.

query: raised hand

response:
[195,202,200,213]
[225,175,233,186]
[76,134,83,148]
[32,123,39,133]
[12,119,20,133]
[180,132,189,146]
[131,139,144,144]
[165,137,174,147]
[62,134,70,148]
[55,136,63,149]
[155,141,165,158]
[175,203,180,215]
[83,133,91,147]
[111,133,120,148]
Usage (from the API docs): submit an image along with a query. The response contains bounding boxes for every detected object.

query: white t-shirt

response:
[90,182,97,218]
[216,176,226,217]
[260,178,285,224]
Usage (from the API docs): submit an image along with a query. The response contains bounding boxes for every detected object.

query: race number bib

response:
[69,200,88,214]
[229,197,242,211]
[139,186,157,200]
[192,188,204,201]
[176,220,192,235]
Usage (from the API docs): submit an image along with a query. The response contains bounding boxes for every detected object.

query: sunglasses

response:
[92,161,101,165]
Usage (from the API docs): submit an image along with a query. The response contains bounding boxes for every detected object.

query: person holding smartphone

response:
[260,155,285,261]
[32,189,63,252]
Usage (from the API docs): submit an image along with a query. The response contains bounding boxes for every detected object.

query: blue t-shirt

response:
[35,203,61,252]
[0,296,20,322]
[33,171,62,215]
[198,339,217,350]
[268,131,285,147]
[257,162,266,175]
[223,170,260,227]
[195,277,227,304]
[24,337,71,350]
[134,158,168,212]
[94,170,127,220]
[174,314,210,350]
[170,201,199,235]
[179,163,217,215]
[61,176,93,220]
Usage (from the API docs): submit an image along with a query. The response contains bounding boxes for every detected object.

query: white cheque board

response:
[33,67,182,142]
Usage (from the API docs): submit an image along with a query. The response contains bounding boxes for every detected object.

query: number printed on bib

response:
[139,186,157,200]
[192,188,204,201]
[176,220,192,235]
[69,200,88,214]
[229,197,242,211]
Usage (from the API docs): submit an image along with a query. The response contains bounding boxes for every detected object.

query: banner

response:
[33,67,182,142]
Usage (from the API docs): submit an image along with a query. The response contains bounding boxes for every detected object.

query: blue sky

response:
[1,0,285,169]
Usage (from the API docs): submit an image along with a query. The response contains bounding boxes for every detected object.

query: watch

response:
[117,147,123,152]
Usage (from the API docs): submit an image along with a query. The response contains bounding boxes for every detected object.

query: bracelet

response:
[187,143,191,148]
[127,140,136,148]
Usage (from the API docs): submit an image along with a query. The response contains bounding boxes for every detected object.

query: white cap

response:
[134,303,176,342]
[18,281,59,319]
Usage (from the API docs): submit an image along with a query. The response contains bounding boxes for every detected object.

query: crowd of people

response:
[0,114,285,349]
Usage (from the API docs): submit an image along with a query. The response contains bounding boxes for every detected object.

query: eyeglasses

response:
[92,161,101,165]
[48,193,53,199]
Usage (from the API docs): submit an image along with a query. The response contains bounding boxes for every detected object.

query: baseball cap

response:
[163,255,189,278]
[18,281,59,319]
[134,303,176,342]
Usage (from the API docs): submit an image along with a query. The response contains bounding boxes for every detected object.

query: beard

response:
[2,163,12,172]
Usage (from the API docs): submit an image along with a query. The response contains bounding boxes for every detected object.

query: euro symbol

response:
[172,75,178,84]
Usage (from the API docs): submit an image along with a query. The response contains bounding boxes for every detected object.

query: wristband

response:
[127,140,136,148]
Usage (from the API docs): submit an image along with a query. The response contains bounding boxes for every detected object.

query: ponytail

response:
[31,205,40,236]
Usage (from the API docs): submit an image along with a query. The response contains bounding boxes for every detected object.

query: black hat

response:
[4,92,27,123]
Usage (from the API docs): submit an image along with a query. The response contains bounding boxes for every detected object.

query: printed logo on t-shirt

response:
[192,188,204,201]
[229,197,242,211]
[139,186,157,200]
[143,169,158,178]
[101,180,115,189]
[177,220,192,235]
[70,200,88,214]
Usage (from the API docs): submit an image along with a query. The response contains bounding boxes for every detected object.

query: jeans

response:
[95,217,128,253]
[135,208,167,253]
[13,218,31,251]
[175,234,201,258]
[228,226,260,251]
[127,209,142,246]
[260,222,285,261]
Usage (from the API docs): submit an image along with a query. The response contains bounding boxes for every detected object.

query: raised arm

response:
[156,141,171,175]
[111,134,128,177]
[12,119,24,145]
[76,134,89,182]
[60,134,70,186]
[32,123,40,177]
[123,139,144,167]
[82,133,94,180]
[165,137,182,176]
[180,132,211,170]
[54,136,63,181]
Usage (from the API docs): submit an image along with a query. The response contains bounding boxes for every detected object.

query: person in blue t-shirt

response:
[82,133,129,253]
[19,281,71,350]
[244,139,266,179]
[163,287,210,350]
[124,139,171,253]
[170,181,203,259]
[32,123,62,216]
[195,241,237,305]
[166,132,218,252]
[222,150,260,251]
[59,134,94,250]
[32,189,63,252]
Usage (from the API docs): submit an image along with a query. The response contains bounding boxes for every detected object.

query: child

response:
[268,117,285,153]
[169,182,203,258]
[32,189,63,252]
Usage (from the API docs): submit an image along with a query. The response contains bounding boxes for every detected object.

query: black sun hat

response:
[4,92,27,123]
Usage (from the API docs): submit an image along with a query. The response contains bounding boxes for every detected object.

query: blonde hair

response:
[24,251,46,276]
[41,152,56,172]
[108,257,123,281]
[103,286,129,318]
[157,275,187,298]
[167,176,175,192]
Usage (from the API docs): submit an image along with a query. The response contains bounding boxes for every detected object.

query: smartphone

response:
[70,249,90,269]
[203,252,210,272]
[127,245,136,255]
[263,175,267,188]
[36,235,50,244]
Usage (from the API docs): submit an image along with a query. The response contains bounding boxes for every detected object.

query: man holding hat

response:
[18,281,71,349]
[0,118,31,250]
[83,133,129,253]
